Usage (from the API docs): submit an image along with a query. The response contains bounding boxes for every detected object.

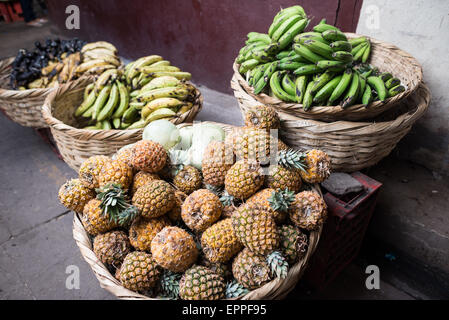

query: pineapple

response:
[232,248,272,289]
[244,104,280,131]
[173,165,202,194]
[119,251,161,292]
[115,144,134,168]
[246,188,295,223]
[78,155,110,189]
[299,149,331,183]
[202,140,234,187]
[181,189,222,232]
[279,225,308,263]
[179,265,225,300]
[132,180,175,218]
[81,199,118,236]
[225,280,249,298]
[231,203,279,255]
[93,230,131,267]
[151,226,199,272]
[289,191,327,230]
[221,205,236,219]
[265,165,302,193]
[58,178,95,213]
[167,190,187,223]
[233,127,283,163]
[224,160,264,200]
[224,127,242,150]
[199,256,232,280]
[129,216,171,251]
[201,218,243,263]
[219,190,237,219]
[131,140,167,173]
[131,171,159,195]
[98,159,133,190]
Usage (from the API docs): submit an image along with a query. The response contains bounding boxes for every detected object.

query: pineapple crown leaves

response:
[205,183,223,196]
[266,251,289,279]
[219,190,235,207]
[159,270,182,300]
[225,280,249,299]
[277,149,307,172]
[268,188,295,212]
[95,183,139,226]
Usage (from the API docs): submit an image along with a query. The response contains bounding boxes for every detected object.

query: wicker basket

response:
[42,78,203,171]
[235,82,430,172]
[232,33,423,122]
[72,120,323,299]
[0,56,54,128]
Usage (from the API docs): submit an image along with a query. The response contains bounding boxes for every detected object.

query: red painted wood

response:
[46,0,362,93]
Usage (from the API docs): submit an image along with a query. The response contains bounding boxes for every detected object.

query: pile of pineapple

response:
[58,105,331,300]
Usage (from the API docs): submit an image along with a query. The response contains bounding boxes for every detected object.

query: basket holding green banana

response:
[235,5,413,112]
[74,55,199,130]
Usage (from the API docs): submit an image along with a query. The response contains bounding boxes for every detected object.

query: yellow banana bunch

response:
[77,41,122,76]
[75,56,199,131]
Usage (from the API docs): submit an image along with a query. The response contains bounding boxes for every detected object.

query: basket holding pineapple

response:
[58,105,331,300]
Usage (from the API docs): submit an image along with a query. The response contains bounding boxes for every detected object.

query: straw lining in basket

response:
[234,81,430,172]
[232,33,423,122]
[42,77,203,172]
[72,123,323,300]
[0,57,54,128]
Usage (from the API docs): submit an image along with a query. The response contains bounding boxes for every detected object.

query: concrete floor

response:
[1,20,448,300]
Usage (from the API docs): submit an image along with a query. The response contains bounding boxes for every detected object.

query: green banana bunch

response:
[235,5,406,110]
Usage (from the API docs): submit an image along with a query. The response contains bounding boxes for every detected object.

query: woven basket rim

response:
[238,80,430,131]
[232,32,423,121]
[42,77,204,140]
[72,121,323,300]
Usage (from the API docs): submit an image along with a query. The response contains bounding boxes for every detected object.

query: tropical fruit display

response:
[236,5,406,110]
[9,39,121,90]
[73,55,196,130]
[59,105,330,299]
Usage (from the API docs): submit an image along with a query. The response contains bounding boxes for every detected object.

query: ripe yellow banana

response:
[127,55,163,82]
[83,64,116,75]
[94,69,119,93]
[81,41,117,54]
[138,65,181,73]
[83,52,121,66]
[76,59,113,74]
[141,97,184,119]
[136,86,190,103]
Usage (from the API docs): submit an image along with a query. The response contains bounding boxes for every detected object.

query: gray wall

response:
[357,0,449,175]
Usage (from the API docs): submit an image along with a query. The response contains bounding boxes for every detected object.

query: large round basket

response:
[235,81,430,172]
[232,33,423,122]
[0,56,54,128]
[72,120,323,300]
[42,78,202,171]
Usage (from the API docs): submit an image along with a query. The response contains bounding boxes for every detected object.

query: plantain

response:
[295,75,308,104]
[310,70,335,94]
[75,86,97,117]
[313,75,342,104]
[329,68,352,104]
[367,76,387,101]
[112,80,129,118]
[92,85,112,120]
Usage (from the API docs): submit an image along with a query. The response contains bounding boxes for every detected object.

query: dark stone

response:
[321,172,364,196]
